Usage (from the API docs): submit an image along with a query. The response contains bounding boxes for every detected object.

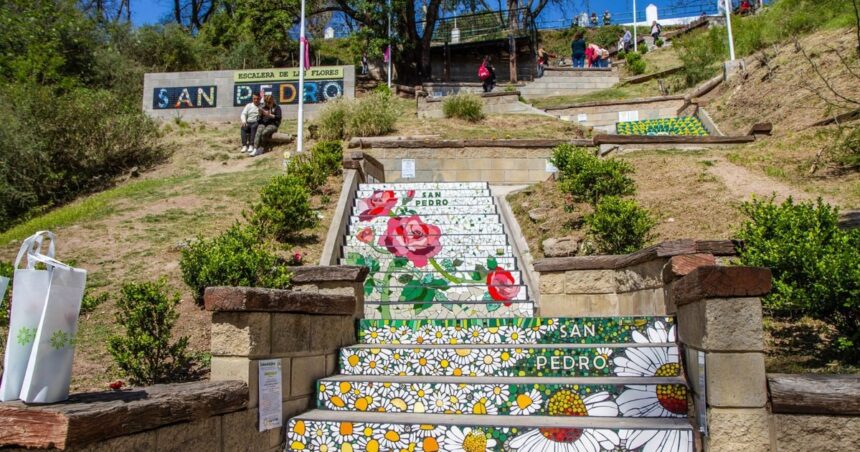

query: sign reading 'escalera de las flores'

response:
[234,66,344,82]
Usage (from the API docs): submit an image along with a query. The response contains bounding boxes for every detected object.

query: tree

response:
[172,0,218,31]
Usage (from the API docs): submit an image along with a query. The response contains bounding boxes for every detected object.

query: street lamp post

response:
[296,0,307,155]
[387,0,393,88]
[633,0,638,52]
[724,0,736,60]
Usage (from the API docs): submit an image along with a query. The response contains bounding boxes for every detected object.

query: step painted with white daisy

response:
[315,375,689,418]
[351,204,498,216]
[338,344,681,378]
[349,222,507,235]
[364,301,535,320]
[360,182,488,190]
[364,283,528,303]
[355,188,491,198]
[358,317,677,346]
[344,233,509,248]
[286,411,694,452]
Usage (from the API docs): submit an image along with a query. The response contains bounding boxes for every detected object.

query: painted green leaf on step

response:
[16,326,36,346]
[397,274,413,284]
[367,256,381,273]
[392,257,408,268]
[471,264,488,281]
[453,258,464,267]
[487,257,498,270]
[441,258,456,272]
[400,281,437,302]
[345,252,365,266]
[363,278,376,296]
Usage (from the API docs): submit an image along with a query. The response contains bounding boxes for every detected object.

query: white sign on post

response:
[618,110,639,123]
[258,359,283,432]
[577,114,588,123]
[401,159,416,179]
[545,159,558,173]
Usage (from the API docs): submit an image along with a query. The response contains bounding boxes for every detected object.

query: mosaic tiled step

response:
[356,196,496,208]
[286,411,694,452]
[349,222,506,235]
[355,188,491,198]
[338,343,681,378]
[344,233,508,248]
[351,204,497,216]
[364,301,534,320]
[361,182,488,190]
[340,255,518,269]
[315,375,689,418]
[359,317,676,346]
[364,284,527,303]
[351,214,502,227]
[342,245,513,260]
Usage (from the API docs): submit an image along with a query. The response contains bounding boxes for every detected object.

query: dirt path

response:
[708,158,837,204]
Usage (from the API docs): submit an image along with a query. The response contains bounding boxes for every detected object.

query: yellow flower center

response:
[463,431,488,452]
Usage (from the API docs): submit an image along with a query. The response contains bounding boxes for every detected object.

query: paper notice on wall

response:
[258,359,283,432]
[545,159,558,173]
[402,159,416,179]
[618,110,639,122]
[577,114,588,123]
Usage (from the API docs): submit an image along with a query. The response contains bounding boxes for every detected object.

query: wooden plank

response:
[666,254,716,281]
[747,122,773,136]
[290,265,369,283]
[617,240,697,268]
[204,287,356,315]
[695,240,739,256]
[533,255,622,272]
[807,108,860,128]
[0,381,247,449]
[673,266,772,305]
[769,374,860,415]
[620,66,684,85]
[593,134,756,145]
[839,210,860,230]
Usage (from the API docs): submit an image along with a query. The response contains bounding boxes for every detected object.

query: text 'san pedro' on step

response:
[258,359,283,432]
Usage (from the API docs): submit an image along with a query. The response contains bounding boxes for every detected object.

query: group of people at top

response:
[577,10,613,27]
[570,33,611,69]
[239,93,282,157]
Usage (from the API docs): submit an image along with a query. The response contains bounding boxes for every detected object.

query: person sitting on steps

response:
[251,94,281,157]
[571,32,587,68]
[239,93,261,155]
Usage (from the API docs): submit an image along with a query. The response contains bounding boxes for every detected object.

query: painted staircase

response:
[287,182,694,451]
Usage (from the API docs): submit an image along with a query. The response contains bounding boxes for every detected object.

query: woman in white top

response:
[240,93,261,154]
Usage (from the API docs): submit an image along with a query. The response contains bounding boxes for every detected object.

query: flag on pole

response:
[300,37,311,70]
[383,45,391,63]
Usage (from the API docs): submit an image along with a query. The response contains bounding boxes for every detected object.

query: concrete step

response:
[355,268,524,285]
[350,203,497,216]
[344,233,508,248]
[342,245,513,261]
[360,182,488,190]
[350,214,503,228]
[364,284,528,303]
[349,222,506,235]
[315,375,689,418]
[364,300,535,320]
[355,188,491,198]
[355,196,496,208]
[338,252,517,268]
[358,317,677,345]
[338,343,681,378]
[286,410,694,452]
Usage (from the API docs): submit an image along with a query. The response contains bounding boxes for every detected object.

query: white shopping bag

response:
[0,232,56,402]
[19,246,87,404]
[0,276,8,302]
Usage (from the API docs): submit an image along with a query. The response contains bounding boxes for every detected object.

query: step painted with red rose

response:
[364,301,536,320]
[341,255,518,271]
[363,283,528,303]
[343,246,513,263]
[358,317,677,346]
[351,203,498,217]
[314,375,689,418]
[345,233,509,248]
[355,188,492,198]
[338,344,682,378]
[286,411,694,452]
[350,214,503,228]
[354,195,496,208]
[350,222,507,235]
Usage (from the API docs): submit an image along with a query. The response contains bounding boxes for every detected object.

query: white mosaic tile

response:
[352,204,496,216]
[350,214,501,226]
[342,245,513,260]
[349,223,506,235]
[340,256,518,269]
[355,189,490,198]
[364,301,535,319]
[345,234,508,248]
[360,182,488,190]
[364,284,528,302]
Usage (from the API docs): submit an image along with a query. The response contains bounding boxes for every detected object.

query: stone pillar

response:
[205,274,364,437]
[673,266,773,452]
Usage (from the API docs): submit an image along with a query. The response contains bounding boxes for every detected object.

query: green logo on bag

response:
[50,330,73,350]
[16,327,36,346]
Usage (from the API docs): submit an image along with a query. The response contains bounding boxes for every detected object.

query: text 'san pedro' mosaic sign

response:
[153,86,216,109]
[233,66,345,107]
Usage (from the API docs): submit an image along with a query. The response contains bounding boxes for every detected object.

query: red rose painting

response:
[487,267,519,304]
[378,215,442,268]
[358,190,398,222]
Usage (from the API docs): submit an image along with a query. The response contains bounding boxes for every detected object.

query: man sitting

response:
[239,93,260,154]
[251,94,282,157]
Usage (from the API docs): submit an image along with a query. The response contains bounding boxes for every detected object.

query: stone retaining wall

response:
[417,92,526,119]
[545,96,686,129]
[520,67,619,99]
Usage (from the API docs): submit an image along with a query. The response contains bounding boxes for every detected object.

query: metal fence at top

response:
[422,8,537,45]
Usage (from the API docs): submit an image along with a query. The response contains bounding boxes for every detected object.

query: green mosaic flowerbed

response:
[616,116,709,136]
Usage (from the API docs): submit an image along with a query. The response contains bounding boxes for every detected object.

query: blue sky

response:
[131,0,723,27]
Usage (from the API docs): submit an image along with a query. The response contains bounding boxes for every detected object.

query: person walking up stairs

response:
[287,182,694,451]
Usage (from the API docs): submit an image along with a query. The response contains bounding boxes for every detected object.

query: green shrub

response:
[249,174,318,239]
[179,224,293,304]
[344,92,397,138]
[831,126,860,169]
[442,93,485,122]
[551,145,636,204]
[655,38,664,47]
[638,45,648,55]
[107,279,192,385]
[625,52,646,75]
[675,29,724,86]
[287,154,328,191]
[310,140,344,175]
[586,196,656,254]
[316,97,350,140]
[736,197,860,359]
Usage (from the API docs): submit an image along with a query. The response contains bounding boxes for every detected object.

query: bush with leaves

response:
[736,197,860,359]
[107,279,192,385]
[249,174,318,240]
[316,97,350,140]
[550,144,636,204]
[830,126,860,169]
[442,93,485,122]
[345,91,398,138]
[585,196,656,254]
[310,140,344,175]
[625,51,646,75]
[180,224,293,304]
